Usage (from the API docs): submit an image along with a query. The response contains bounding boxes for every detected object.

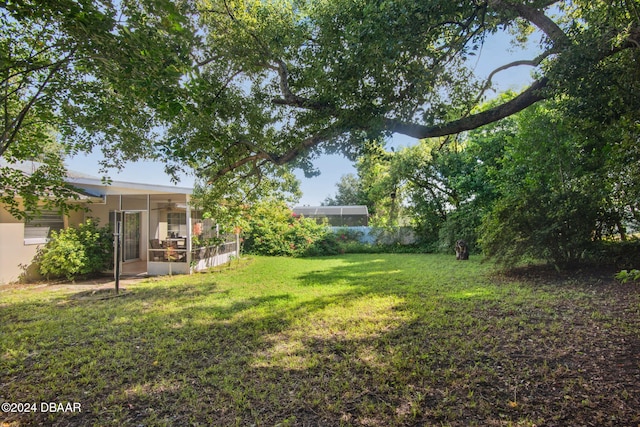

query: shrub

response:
[38,219,113,281]
[242,202,386,257]
[615,269,640,284]
[480,190,602,268]
[585,239,640,269]
[303,233,343,257]
[242,201,329,256]
[437,205,482,254]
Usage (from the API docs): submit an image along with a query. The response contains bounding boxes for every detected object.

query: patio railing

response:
[147,236,238,267]
[191,240,237,261]
[147,247,188,263]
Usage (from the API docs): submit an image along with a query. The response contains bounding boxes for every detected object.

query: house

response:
[0,164,238,284]
[292,205,369,226]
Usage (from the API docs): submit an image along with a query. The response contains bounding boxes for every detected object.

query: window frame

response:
[167,211,187,237]
[24,210,65,245]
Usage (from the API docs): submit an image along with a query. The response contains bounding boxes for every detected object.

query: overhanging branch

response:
[489,0,570,47]
[473,50,552,103]
[206,123,351,182]
[484,52,550,89]
[1,50,75,157]
[385,78,549,139]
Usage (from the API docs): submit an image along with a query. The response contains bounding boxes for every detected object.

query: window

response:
[167,212,187,237]
[24,211,64,245]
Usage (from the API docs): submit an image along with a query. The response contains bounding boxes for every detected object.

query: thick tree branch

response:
[219,0,327,112]
[208,153,267,183]
[271,130,332,165]
[400,22,640,141]
[385,78,549,139]
[206,6,640,182]
[490,0,570,46]
[207,124,351,182]
[271,59,331,110]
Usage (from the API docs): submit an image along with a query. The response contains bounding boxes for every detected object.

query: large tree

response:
[322,173,367,206]
[478,99,633,267]
[174,0,639,186]
[2,0,639,217]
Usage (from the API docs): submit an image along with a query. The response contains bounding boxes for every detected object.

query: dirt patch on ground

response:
[489,264,640,426]
[0,275,146,294]
[68,288,133,301]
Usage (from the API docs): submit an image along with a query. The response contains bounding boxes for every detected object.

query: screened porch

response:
[145,196,239,276]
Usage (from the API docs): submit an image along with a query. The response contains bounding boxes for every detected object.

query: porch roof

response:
[2,160,193,197]
[292,205,369,216]
[67,177,192,196]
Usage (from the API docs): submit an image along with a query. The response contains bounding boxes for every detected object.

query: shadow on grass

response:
[1,254,639,426]
[1,273,378,425]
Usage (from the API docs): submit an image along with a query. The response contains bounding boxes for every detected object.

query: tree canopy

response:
[322,174,367,206]
[1,0,197,217]
[335,93,640,265]
[1,0,639,216]
[171,0,639,187]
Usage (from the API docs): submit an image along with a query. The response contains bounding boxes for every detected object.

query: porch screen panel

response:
[167,212,187,237]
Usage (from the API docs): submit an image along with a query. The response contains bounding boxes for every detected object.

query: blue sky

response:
[66,31,540,205]
[295,32,540,205]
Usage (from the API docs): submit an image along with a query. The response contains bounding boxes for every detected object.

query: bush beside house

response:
[38,220,113,281]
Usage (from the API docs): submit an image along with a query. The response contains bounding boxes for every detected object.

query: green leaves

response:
[3,0,640,227]
[38,219,113,281]
[477,99,635,267]
[0,155,83,221]
[323,173,367,206]
[1,0,199,217]
[241,200,330,256]
[614,269,640,284]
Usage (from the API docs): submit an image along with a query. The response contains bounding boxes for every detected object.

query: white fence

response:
[191,240,238,272]
[329,226,417,245]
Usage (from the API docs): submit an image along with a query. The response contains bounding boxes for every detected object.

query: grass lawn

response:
[1,254,639,426]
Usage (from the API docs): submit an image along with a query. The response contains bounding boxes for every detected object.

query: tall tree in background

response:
[322,173,366,206]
